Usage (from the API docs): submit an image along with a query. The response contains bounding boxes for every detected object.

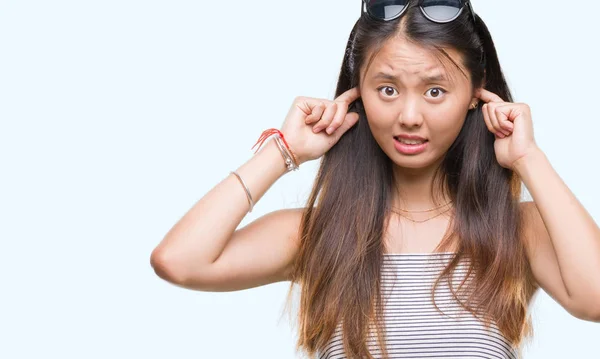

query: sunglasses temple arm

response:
[467,1,476,24]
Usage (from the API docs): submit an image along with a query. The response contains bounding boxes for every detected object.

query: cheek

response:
[429,110,467,140]
[364,103,392,131]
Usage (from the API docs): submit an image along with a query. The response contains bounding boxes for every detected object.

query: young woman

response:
[151,1,600,358]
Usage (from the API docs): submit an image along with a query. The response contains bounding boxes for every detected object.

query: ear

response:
[470,87,482,107]
[471,72,486,105]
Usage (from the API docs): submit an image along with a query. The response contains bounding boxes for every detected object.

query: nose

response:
[398,96,424,128]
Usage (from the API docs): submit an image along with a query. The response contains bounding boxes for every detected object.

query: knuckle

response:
[330,118,342,127]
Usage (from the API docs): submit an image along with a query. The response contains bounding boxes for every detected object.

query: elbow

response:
[575,306,600,323]
[150,249,186,285]
[587,286,600,322]
[588,301,600,323]
[568,291,600,323]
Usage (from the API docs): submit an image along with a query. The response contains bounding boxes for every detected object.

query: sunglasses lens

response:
[421,0,463,22]
[366,0,409,21]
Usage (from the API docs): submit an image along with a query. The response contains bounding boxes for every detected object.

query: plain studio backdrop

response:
[1,0,599,358]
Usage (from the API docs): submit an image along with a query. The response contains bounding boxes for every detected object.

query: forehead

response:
[362,36,467,85]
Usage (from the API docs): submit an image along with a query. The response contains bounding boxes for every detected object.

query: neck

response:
[391,158,451,211]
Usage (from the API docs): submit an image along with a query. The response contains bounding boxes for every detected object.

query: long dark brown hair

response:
[282,3,538,358]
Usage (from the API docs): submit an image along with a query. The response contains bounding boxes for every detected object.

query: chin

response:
[392,159,434,170]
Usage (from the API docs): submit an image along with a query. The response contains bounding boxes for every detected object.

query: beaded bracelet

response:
[251,128,300,173]
[231,129,301,214]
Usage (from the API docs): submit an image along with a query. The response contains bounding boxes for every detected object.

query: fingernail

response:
[313,126,320,133]
[326,127,334,134]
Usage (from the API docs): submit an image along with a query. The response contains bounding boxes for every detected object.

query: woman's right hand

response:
[278,87,361,165]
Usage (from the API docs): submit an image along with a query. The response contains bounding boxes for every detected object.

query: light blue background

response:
[1,0,599,358]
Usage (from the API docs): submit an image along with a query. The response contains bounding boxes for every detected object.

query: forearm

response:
[514,148,600,301]
[151,139,289,278]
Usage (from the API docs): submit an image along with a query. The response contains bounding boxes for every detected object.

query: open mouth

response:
[394,136,428,145]
[393,137,429,155]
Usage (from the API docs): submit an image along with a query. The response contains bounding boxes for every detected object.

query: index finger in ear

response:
[334,86,361,105]
[476,88,505,103]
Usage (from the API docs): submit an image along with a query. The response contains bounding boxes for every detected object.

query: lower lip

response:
[394,138,429,155]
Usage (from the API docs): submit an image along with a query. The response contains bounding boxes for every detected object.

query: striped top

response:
[317,252,518,359]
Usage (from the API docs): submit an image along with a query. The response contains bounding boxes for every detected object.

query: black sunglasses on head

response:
[360,0,485,67]
[362,0,477,25]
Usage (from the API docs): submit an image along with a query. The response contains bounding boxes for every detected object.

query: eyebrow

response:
[372,71,449,83]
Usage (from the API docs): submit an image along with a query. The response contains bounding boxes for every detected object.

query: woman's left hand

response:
[476,88,539,170]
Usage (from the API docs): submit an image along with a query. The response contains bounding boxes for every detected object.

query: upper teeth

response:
[398,138,425,145]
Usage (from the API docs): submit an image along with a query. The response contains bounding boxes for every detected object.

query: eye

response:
[377,86,447,99]
[426,87,447,99]
[377,86,398,97]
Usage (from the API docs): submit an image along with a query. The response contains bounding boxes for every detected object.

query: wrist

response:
[259,138,296,177]
[513,146,545,175]
[272,135,301,172]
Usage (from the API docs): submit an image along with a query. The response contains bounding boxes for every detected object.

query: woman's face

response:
[359,36,478,169]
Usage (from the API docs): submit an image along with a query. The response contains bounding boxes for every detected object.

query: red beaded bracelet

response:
[251,128,299,168]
